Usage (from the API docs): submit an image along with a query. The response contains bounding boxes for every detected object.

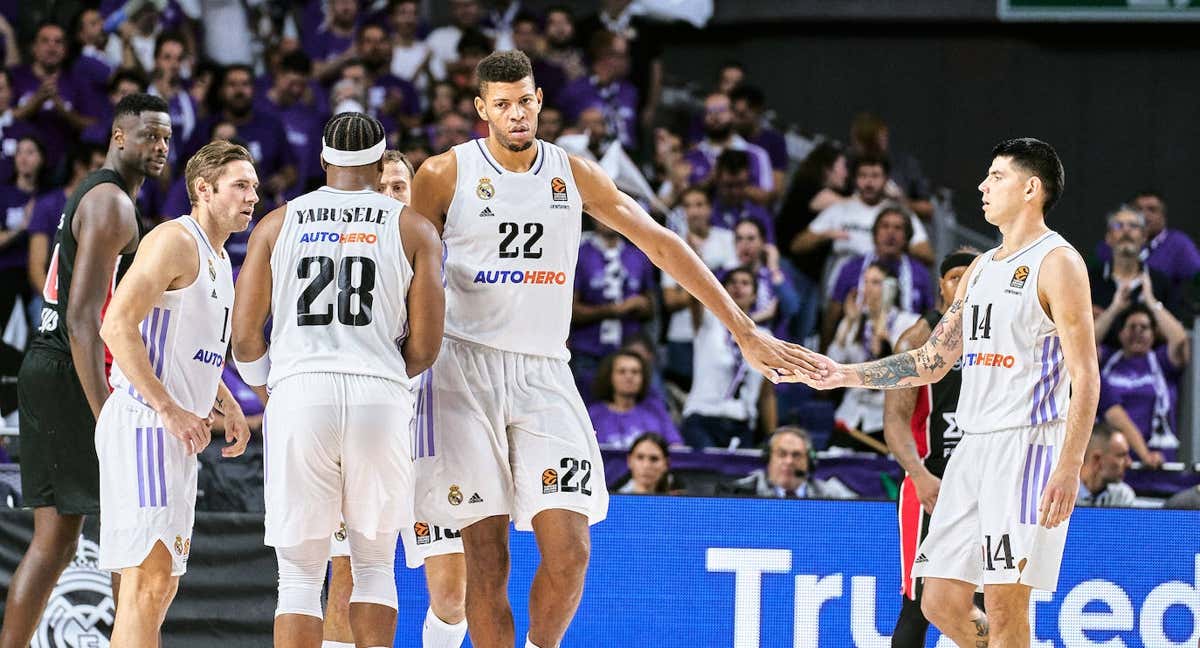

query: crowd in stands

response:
[1,0,1198,508]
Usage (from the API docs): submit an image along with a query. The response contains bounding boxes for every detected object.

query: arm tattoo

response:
[916,346,946,373]
[856,353,919,389]
[929,299,964,350]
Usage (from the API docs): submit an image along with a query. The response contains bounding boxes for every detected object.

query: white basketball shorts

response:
[911,422,1070,591]
[95,393,198,577]
[330,518,462,568]
[263,372,415,548]
[413,337,609,531]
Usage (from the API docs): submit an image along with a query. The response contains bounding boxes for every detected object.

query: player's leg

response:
[983,583,1031,647]
[891,595,930,648]
[893,477,932,647]
[322,555,354,648]
[0,507,85,648]
[422,553,468,647]
[275,537,330,648]
[460,515,515,648]
[920,578,988,646]
[527,509,590,648]
[110,541,179,646]
[344,528,400,647]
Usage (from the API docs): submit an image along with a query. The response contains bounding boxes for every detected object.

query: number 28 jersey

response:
[957,231,1074,435]
[268,187,413,388]
[443,139,582,361]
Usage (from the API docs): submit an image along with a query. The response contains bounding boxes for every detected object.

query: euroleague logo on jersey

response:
[1010,265,1030,289]
[551,177,568,201]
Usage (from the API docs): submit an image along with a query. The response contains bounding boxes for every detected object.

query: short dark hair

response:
[872,205,914,245]
[1115,302,1155,335]
[853,153,890,177]
[734,217,766,241]
[154,31,186,59]
[357,22,387,42]
[678,185,710,205]
[279,50,313,76]
[545,4,574,19]
[715,149,750,176]
[991,137,1065,214]
[113,92,169,122]
[588,30,622,61]
[729,84,765,111]
[382,149,415,177]
[1132,189,1164,204]
[592,350,649,403]
[457,28,494,57]
[323,111,386,154]
[476,50,534,96]
[109,69,148,94]
[512,10,540,29]
[722,266,758,293]
[34,20,65,40]
[867,260,899,280]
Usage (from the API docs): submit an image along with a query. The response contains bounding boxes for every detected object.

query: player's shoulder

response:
[416,148,458,180]
[398,204,441,248]
[248,202,289,249]
[78,180,135,216]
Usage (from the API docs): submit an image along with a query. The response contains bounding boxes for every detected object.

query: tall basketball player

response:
[2,93,171,648]
[322,150,468,648]
[96,140,256,645]
[410,51,820,648]
[806,138,1099,647]
[231,112,444,648]
[883,250,980,647]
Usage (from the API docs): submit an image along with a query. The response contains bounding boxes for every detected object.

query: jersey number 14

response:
[297,256,376,326]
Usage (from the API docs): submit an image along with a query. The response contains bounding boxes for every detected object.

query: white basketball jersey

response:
[442,139,582,360]
[110,216,233,417]
[268,187,412,387]
[957,231,1074,434]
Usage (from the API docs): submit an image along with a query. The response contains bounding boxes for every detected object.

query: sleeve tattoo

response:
[857,353,919,388]
[856,299,963,389]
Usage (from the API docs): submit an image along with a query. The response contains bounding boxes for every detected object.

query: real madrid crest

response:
[174,535,184,555]
[208,257,217,282]
[448,484,464,506]
[476,177,495,201]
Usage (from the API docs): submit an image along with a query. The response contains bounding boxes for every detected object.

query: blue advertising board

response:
[394,496,1200,647]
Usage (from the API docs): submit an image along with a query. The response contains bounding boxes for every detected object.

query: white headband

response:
[321,137,386,167]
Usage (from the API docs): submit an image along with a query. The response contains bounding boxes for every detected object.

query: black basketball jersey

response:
[913,309,964,477]
[30,169,145,361]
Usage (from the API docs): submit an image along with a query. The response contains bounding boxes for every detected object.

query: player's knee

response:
[983,598,1023,634]
[275,540,328,619]
[428,585,466,623]
[540,535,589,585]
[920,585,967,626]
[348,530,399,610]
[129,571,175,612]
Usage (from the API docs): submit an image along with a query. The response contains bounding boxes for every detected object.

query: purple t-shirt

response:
[1099,345,1181,459]
[684,138,773,192]
[72,54,115,117]
[710,197,775,244]
[0,115,38,184]
[156,89,199,175]
[304,26,355,63]
[256,96,326,192]
[80,105,114,146]
[189,110,296,198]
[588,399,682,447]
[830,254,935,314]
[0,185,33,270]
[28,189,66,237]
[749,128,789,172]
[557,76,640,149]
[570,236,655,358]
[367,74,422,119]
[10,65,87,168]
[254,76,331,116]
[1096,228,1200,286]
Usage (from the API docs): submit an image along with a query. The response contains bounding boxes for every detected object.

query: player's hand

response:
[912,471,941,514]
[825,229,851,242]
[1139,449,1165,470]
[221,404,251,458]
[160,403,211,455]
[1038,467,1079,528]
[734,328,831,384]
[1139,271,1156,303]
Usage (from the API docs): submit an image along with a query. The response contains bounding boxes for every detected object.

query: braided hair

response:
[323,112,386,154]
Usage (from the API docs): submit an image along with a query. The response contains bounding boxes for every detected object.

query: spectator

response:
[537,105,564,143]
[432,111,472,154]
[826,207,935,345]
[11,22,94,171]
[777,140,849,280]
[104,0,164,76]
[730,85,787,201]
[189,0,255,66]
[1097,302,1189,464]
[587,351,681,447]
[620,333,668,407]
[445,28,494,96]
[0,136,47,326]
[715,427,855,499]
[652,127,689,207]
[662,187,735,381]
[257,50,325,193]
[1090,204,1184,331]
[0,68,39,184]
[481,0,522,52]
[793,155,934,295]
[388,0,432,88]
[614,433,683,495]
[26,143,105,303]
[684,91,773,205]
[1076,423,1136,507]
[1095,190,1200,294]
[558,31,639,150]
[715,60,745,95]
[827,262,920,446]
[427,0,484,81]
[709,150,774,239]
[148,32,198,175]
[681,267,776,448]
[542,5,587,82]
[848,112,933,219]
[80,70,148,147]
[732,218,802,338]
[308,0,362,82]
[576,0,664,129]
[355,23,422,130]
[397,136,431,170]
[71,8,117,110]
[510,11,566,108]
[570,219,655,401]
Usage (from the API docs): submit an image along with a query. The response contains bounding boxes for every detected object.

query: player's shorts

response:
[898,474,933,601]
[911,422,1069,592]
[329,518,464,569]
[95,392,198,576]
[17,348,101,515]
[263,372,415,548]
[414,337,609,532]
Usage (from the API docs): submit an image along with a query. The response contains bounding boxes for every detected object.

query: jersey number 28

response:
[297,256,375,326]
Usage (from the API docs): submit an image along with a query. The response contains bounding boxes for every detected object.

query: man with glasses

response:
[1096,191,1200,292]
[714,426,855,499]
[1088,204,1184,326]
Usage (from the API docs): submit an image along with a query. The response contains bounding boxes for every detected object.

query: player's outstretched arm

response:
[1037,247,1100,528]
[409,149,457,235]
[399,206,445,377]
[568,155,825,383]
[231,205,286,387]
[882,319,941,513]
[99,222,210,454]
[67,184,140,419]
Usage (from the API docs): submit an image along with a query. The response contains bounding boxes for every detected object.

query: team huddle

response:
[5,49,1097,648]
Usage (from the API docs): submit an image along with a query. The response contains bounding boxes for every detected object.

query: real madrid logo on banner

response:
[476,177,495,200]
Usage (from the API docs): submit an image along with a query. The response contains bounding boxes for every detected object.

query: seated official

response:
[611,433,685,495]
[715,427,855,499]
[1076,423,1136,507]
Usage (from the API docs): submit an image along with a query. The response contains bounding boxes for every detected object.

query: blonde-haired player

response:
[96,140,256,645]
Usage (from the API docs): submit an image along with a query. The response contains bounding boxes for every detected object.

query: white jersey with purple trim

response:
[109,215,233,418]
[957,231,1074,435]
[267,187,412,388]
[441,138,582,360]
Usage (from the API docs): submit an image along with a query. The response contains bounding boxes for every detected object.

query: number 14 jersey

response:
[443,139,582,361]
[269,187,413,388]
[957,231,1074,435]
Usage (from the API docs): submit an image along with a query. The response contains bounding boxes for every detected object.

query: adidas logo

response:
[468,492,483,504]
[914,554,928,564]
[479,207,495,218]
[211,289,218,299]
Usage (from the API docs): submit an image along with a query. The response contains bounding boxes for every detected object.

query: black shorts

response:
[18,348,100,515]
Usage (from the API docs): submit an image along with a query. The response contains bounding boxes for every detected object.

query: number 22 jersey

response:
[268,187,413,388]
[442,139,582,361]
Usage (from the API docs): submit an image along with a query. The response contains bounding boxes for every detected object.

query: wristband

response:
[234,350,271,387]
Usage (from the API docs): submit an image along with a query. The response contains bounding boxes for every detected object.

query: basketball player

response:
[883,250,980,647]
[231,112,444,648]
[323,150,468,648]
[1,93,171,648]
[410,51,820,648]
[806,138,1099,647]
[96,140,256,645]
